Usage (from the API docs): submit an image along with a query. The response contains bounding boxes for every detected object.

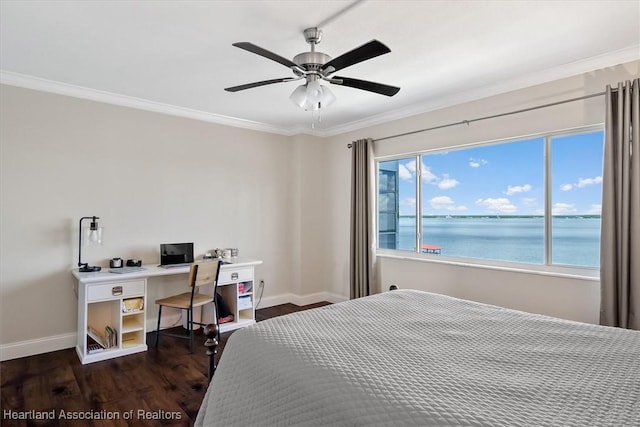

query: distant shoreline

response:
[400,215,601,219]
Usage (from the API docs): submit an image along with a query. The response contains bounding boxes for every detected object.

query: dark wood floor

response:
[1,302,330,427]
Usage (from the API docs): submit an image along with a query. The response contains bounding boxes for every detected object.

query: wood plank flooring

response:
[1,302,330,427]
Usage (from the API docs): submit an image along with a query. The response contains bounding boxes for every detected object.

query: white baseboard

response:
[290,291,348,306]
[256,291,347,309]
[0,292,348,361]
[255,292,295,309]
[0,332,77,362]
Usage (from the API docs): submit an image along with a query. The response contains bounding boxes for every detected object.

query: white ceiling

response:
[1,1,639,136]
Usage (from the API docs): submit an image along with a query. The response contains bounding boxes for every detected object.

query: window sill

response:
[376,251,600,281]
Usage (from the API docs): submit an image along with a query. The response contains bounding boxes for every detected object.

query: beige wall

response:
[0,85,306,352]
[287,133,332,302]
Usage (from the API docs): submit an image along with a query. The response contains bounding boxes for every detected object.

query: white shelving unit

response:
[77,279,148,364]
[217,264,256,333]
[72,258,262,364]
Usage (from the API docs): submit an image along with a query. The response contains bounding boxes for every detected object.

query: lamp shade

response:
[84,225,103,245]
[290,81,337,111]
[318,85,336,108]
[306,80,322,103]
[289,84,308,108]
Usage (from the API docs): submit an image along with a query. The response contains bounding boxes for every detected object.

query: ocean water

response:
[394,216,600,268]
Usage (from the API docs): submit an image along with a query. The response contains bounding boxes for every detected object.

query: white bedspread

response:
[196,290,640,426]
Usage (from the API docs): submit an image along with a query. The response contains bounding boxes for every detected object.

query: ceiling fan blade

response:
[232,42,301,70]
[320,40,391,74]
[330,76,400,97]
[225,77,297,92]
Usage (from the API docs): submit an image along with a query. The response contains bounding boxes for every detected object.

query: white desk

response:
[72,258,262,364]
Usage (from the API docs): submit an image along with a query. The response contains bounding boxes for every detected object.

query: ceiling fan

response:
[224,27,400,111]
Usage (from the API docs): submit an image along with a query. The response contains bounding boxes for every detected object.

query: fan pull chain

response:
[310,106,323,129]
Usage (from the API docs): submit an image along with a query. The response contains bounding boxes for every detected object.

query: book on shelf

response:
[87,326,107,348]
[87,342,105,354]
[238,282,253,293]
[238,294,252,310]
[105,325,117,347]
[87,325,118,349]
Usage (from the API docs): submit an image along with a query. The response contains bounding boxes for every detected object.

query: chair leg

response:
[188,309,194,353]
[156,305,163,347]
[213,297,220,343]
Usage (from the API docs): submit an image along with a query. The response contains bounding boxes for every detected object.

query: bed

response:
[196,289,640,426]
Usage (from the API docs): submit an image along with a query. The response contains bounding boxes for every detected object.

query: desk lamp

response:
[78,216,103,272]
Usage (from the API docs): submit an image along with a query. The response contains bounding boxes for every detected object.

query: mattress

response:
[196,290,640,426]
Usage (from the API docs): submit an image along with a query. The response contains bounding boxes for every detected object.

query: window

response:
[550,132,603,267]
[377,128,603,269]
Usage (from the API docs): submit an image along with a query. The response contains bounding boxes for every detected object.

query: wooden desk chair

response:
[154,260,221,353]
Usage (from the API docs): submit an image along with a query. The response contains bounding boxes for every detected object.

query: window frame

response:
[375,125,603,278]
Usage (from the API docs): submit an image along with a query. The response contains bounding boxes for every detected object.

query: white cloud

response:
[421,165,438,183]
[401,162,457,188]
[469,158,488,168]
[505,184,532,195]
[397,161,462,191]
[405,160,417,173]
[398,160,415,180]
[475,197,518,214]
[429,196,467,211]
[521,197,537,208]
[576,176,603,188]
[398,164,412,180]
[552,203,577,215]
[398,160,445,182]
[560,176,602,191]
[438,174,459,190]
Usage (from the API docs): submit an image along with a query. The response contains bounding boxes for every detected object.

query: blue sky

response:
[393,130,604,216]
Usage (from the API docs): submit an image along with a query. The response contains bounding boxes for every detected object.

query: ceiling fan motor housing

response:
[294,27,331,72]
[293,52,331,70]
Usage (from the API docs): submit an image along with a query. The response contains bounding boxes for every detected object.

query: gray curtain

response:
[350,138,376,299]
[600,78,640,330]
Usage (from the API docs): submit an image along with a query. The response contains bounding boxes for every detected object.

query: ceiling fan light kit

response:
[225,27,400,123]
[289,75,336,111]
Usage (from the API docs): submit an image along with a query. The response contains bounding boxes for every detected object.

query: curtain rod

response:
[364,91,607,144]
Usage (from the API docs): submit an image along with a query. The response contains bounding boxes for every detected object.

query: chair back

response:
[188,260,221,289]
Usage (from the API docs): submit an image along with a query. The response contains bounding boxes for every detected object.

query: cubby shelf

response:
[217,268,256,334]
[76,279,148,363]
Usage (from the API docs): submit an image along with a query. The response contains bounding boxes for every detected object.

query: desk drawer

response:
[218,267,253,284]
[87,280,145,302]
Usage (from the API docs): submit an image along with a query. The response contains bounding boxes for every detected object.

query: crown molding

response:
[0,70,299,136]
